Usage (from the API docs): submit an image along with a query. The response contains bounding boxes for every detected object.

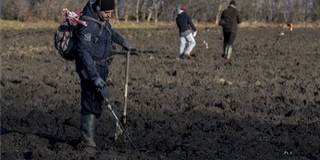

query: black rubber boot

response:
[80,114,97,147]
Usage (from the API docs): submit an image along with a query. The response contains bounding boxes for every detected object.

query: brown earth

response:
[1,26,320,160]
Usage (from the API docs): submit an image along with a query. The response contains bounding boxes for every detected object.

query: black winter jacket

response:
[75,2,127,80]
[220,5,242,33]
[176,11,197,36]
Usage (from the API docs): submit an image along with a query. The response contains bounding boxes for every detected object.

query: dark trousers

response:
[80,60,110,118]
[223,32,237,45]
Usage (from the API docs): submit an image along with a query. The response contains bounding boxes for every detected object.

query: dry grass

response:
[111,20,177,29]
[0,20,58,30]
[2,44,54,57]
[240,21,320,28]
[1,19,319,30]
[0,19,178,30]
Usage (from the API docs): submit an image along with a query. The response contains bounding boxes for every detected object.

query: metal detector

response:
[287,23,293,54]
[269,23,293,54]
[97,88,137,150]
[105,51,149,152]
[97,52,149,152]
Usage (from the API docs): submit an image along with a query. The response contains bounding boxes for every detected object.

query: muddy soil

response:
[1,27,320,160]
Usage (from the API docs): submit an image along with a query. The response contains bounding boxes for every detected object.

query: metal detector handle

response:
[123,50,130,124]
[97,87,109,102]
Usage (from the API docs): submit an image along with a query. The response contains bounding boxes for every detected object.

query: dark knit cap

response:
[230,0,236,5]
[98,0,115,11]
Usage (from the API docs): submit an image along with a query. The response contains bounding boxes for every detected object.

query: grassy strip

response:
[0,19,180,30]
[1,19,319,30]
[239,21,320,28]
[0,20,59,30]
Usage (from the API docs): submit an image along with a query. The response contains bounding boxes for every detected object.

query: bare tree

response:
[135,0,140,22]
[114,0,119,21]
[215,0,225,24]
[312,0,320,21]
[1,0,319,23]
[123,0,130,21]
[1,0,29,21]
[139,0,148,21]
[146,1,155,22]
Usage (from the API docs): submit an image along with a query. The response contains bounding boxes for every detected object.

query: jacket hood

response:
[176,4,184,14]
[229,4,237,9]
[82,2,100,19]
[178,9,184,14]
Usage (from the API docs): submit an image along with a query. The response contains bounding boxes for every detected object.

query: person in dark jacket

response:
[75,0,130,148]
[176,5,197,60]
[220,0,241,60]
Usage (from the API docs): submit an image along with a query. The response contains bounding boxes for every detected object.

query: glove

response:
[193,31,197,37]
[122,41,130,51]
[92,77,106,88]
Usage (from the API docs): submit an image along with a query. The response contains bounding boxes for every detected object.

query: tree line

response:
[1,0,319,24]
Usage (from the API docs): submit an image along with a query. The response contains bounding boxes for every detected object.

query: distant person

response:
[176,5,197,60]
[75,0,130,148]
[219,0,242,60]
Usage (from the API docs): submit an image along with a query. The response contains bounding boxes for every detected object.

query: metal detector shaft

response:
[272,36,280,47]
[97,88,137,149]
[106,103,137,150]
[288,23,293,54]
[288,31,291,54]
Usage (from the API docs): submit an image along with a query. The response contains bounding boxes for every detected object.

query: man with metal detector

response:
[219,0,242,60]
[75,0,130,148]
